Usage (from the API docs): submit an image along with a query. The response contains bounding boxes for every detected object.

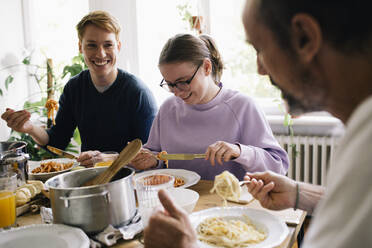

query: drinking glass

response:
[0,172,17,229]
[135,173,175,227]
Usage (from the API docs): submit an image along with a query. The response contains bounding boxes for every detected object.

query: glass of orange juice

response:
[94,151,118,167]
[0,172,17,229]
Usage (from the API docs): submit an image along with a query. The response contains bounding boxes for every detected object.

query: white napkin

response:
[93,212,143,246]
[40,206,53,224]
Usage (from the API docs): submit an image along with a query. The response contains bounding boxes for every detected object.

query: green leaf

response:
[5,75,14,90]
[22,56,31,65]
[62,63,83,78]
[73,128,82,145]
[283,113,291,127]
[0,88,2,96]
[72,54,83,64]
[8,132,56,161]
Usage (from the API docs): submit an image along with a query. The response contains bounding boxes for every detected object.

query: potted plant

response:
[177,3,204,34]
[191,16,203,33]
[0,53,86,160]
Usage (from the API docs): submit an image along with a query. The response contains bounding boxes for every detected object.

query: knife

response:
[159,153,206,160]
[47,145,78,159]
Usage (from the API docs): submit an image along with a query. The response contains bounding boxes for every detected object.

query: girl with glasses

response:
[130,33,288,180]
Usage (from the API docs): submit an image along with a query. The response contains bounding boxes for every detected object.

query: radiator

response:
[275,135,339,186]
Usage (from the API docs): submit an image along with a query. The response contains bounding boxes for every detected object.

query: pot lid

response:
[0,141,27,154]
[0,141,28,163]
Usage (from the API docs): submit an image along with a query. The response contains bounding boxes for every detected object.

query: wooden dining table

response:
[17,180,306,248]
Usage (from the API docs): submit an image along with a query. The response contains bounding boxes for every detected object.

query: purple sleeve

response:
[232,99,289,175]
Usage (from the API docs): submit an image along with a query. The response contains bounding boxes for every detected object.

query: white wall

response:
[0,0,30,141]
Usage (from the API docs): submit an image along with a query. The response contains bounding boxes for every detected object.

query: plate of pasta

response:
[189,206,289,248]
[28,158,78,182]
[134,169,201,188]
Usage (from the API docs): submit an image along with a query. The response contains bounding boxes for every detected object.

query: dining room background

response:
[0,0,344,180]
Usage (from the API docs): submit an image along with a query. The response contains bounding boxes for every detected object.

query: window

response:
[29,0,88,66]
[136,0,192,105]
[25,0,89,99]
[0,0,88,140]
[209,0,280,97]
[136,0,282,112]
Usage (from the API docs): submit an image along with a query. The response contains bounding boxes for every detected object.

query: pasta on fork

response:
[45,99,58,125]
[210,170,241,206]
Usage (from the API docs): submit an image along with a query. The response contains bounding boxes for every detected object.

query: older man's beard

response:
[270,77,324,116]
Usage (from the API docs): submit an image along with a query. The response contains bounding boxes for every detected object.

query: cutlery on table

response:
[47,145,78,159]
[239,180,251,187]
[157,153,206,160]
[225,181,253,205]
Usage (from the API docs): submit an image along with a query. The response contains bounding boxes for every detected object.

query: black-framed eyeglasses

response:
[159,62,202,92]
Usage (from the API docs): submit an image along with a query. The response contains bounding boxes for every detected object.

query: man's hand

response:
[1,108,33,133]
[77,150,101,167]
[244,171,297,210]
[144,189,199,248]
[130,148,157,170]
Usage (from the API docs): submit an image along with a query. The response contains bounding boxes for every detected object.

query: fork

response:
[239,180,251,187]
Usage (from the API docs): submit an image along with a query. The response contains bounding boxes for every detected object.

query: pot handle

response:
[59,190,110,208]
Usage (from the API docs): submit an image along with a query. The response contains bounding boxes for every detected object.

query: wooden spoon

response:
[82,139,142,187]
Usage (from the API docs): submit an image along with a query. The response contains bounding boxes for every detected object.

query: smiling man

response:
[1,11,157,166]
[242,0,372,247]
[142,0,372,247]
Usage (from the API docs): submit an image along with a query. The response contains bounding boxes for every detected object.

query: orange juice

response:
[0,191,16,228]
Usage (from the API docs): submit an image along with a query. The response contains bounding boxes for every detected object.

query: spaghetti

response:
[210,171,241,206]
[174,177,185,187]
[157,151,169,168]
[197,215,266,248]
[45,99,58,125]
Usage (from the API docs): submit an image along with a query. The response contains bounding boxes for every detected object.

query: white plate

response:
[189,207,289,248]
[134,168,201,188]
[28,158,78,182]
[0,224,89,248]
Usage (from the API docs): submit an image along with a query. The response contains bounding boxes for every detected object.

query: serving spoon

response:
[82,139,142,187]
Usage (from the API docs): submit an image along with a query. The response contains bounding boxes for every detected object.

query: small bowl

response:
[168,188,199,213]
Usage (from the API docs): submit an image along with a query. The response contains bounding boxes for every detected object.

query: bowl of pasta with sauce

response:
[168,188,199,213]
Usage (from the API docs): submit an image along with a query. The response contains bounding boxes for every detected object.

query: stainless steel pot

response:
[0,141,27,156]
[45,166,137,234]
[0,141,29,186]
